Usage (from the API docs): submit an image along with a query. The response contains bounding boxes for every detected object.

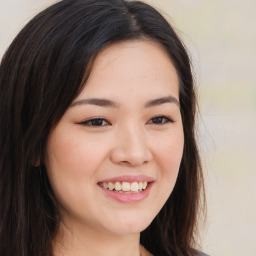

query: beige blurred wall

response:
[1,1,255,255]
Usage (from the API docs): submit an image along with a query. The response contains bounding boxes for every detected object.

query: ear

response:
[34,158,41,167]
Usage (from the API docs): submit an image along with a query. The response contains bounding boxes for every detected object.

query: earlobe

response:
[34,158,41,168]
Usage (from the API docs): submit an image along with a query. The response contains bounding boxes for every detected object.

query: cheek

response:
[144,130,184,217]
[44,133,94,209]
[156,129,184,166]
[153,129,184,189]
[44,130,108,214]
[45,130,106,181]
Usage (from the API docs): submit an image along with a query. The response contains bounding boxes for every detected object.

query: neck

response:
[53,221,142,256]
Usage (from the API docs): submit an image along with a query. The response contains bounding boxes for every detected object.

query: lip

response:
[98,182,153,203]
[98,175,155,183]
[97,175,155,203]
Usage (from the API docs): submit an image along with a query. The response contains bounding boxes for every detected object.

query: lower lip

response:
[98,182,153,203]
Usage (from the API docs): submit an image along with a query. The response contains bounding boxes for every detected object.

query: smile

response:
[98,181,148,193]
[97,175,154,202]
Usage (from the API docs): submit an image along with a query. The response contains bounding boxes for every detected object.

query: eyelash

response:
[79,115,174,127]
[147,115,174,125]
[79,117,110,127]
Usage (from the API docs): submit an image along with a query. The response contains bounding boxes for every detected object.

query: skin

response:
[45,40,184,256]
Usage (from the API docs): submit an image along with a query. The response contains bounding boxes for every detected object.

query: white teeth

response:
[100,181,149,193]
[115,182,122,191]
[130,182,139,192]
[108,182,115,190]
[122,182,131,192]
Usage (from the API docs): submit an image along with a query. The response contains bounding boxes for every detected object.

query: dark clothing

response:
[154,252,210,256]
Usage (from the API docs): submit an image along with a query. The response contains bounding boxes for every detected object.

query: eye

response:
[147,115,174,125]
[79,117,110,127]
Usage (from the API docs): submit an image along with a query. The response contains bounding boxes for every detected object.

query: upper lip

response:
[98,175,155,183]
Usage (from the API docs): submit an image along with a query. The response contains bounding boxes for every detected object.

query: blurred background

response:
[0,0,255,255]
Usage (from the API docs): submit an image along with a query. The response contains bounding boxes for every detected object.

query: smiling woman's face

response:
[45,40,184,237]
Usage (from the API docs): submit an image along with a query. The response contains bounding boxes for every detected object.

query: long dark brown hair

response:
[0,0,205,255]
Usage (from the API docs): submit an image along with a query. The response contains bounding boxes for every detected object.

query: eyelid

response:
[146,115,175,125]
[78,115,175,127]
[79,116,111,127]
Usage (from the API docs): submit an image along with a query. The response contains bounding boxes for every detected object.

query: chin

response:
[103,213,154,236]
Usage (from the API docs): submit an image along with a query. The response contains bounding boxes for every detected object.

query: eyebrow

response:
[71,95,180,108]
[71,98,119,108]
[144,96,180,108]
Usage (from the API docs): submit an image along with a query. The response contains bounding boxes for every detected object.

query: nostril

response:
[120,159,148,167]
[109,139,153,166]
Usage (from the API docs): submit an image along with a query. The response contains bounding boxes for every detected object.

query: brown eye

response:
[148,116,174,125]
[80,118,110,127]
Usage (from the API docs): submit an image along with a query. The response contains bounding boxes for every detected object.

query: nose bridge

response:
[124,122,146,151]
[111,121,152,166]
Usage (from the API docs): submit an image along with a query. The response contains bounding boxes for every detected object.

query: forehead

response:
[77,40,179,101]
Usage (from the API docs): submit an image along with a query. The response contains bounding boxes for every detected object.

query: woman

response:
[0,0,207,255]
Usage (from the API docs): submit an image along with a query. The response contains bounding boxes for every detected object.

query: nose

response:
[110,124,153,167]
